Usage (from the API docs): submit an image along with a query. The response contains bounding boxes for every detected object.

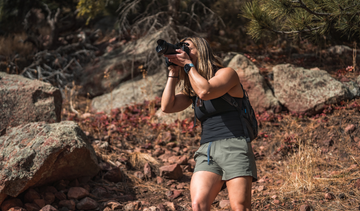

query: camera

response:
[156,39,190,67]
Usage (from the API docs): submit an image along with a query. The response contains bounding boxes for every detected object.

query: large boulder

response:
[0,121,100,205]
[78,30,172,97]
[224,53,281,113]
[91,70,167,113]
[0,72,62,134]
[272,64,352,114]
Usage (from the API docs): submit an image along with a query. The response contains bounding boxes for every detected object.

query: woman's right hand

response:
[168,65,181,77]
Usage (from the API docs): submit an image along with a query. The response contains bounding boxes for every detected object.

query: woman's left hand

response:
[164,49,192,67]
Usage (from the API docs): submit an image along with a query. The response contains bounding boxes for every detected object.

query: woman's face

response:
[184,40,198,65]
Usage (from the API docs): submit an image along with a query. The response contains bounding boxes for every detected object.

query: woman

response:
[161,37,257,211]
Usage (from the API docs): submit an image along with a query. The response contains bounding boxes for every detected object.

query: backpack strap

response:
[221,92,251,142]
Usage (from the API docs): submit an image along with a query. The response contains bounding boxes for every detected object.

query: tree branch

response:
[268,25,324,34]
[292,0,331,17]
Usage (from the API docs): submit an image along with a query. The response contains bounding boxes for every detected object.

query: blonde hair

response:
[179,37,224,97]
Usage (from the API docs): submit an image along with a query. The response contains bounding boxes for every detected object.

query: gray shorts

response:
[193,137,258,182]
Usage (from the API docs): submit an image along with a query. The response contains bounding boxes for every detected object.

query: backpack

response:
[221,84,258,142]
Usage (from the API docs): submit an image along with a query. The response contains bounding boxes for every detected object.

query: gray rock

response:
[272,64,352,114]
[91,70,167,113]
[0,121,100,205]
[0,72,62,134]
[224,52,281,113]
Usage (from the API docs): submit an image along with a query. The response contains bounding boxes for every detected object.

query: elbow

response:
[161,105,171,113]
[197,90,211,101]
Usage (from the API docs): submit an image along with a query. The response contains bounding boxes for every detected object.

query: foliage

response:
[242,0,360,44]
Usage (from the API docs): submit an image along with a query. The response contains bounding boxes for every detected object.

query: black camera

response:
[156,39,190,67]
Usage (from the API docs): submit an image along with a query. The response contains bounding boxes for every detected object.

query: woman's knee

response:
[191,199,209,211]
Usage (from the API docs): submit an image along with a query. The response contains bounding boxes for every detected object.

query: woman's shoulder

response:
[215,66,237,74]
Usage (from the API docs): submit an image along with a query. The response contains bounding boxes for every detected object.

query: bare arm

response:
[166,49,242,100]
[161,65,192,113]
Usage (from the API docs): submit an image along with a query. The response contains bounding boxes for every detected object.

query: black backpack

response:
[221,84,258,142]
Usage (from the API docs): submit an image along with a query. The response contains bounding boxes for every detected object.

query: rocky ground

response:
[2,43,360,211]
[59,94,360,211]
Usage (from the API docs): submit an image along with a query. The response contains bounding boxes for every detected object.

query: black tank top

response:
[192,95,245,145]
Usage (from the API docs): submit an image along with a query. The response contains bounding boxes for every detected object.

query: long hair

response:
[179,37,224,97]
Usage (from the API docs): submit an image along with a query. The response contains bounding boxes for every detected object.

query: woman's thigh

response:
[190,171,224,209]
[226,176,253,211]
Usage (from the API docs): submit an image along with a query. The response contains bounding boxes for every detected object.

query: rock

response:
[76,197,98,210]
[54,192,67,201]
[91,70,167,114]
[168,190,182,200]
[224,53,281,113]
[91,187,110,198]
[1,198,23,211]
[58,200,76,210]
[325,192,335,200]
[39,205,58,211]
[159,164,183,180]
[176,155,188,165]
[299,204,311,211]
[144,163,152,178]
[343,81,360,98]
[156,176,164,184]
[43,192,55,205]
[0,72,62,134]
[155,106,194,125]
[354,179,360,190]
[273,64,351,114]
[103,168,122,183]
[33,199,45,208]
[78,30,168,98]
[219,200,230,208]
[344,124,356,133]
[24,203,40,211]
[24,189,41,203]
[104,200,122,210]
[67,187,89,200]
[0,121,100,205]
[123,201,141,211]
[163,202,177,211]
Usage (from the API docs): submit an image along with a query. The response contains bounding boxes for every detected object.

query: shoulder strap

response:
[221,92,251,142]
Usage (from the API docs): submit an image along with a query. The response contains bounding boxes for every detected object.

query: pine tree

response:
[242,0,360,43]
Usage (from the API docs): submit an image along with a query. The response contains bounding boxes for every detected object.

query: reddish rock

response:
[40,186,57,194]
[325,192,335,200]
[168,190,182,200]
[157,176,164,184]
[103,168,122,183]
[187,159,196,168]
[1,198,23,211]
[54,192,67,201]
[176,155,188,165]
[152,148,165,157]
[299,204,311,211]
[24,203,40,211]
[0,72,62,134]
[43,192,55,205]
[39,205,57,211]
[67,187,89,200]
[33,199,45,208]
[219,200,231,208]
[76,197,98,210]
[24,189,41,203]
[159,164,183,180]
[163,202,177,211]
[0,121,100,205]
[58,200,76,210]
[158,153,173,163]
[144,163,152,178]
[168,156,180,164]
[345,124,356,133]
